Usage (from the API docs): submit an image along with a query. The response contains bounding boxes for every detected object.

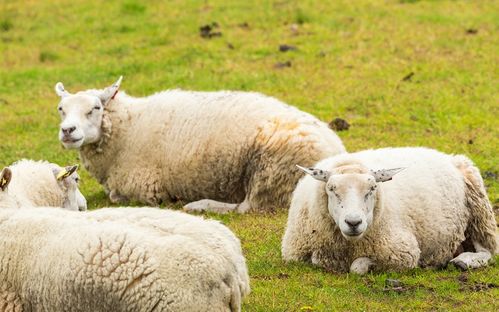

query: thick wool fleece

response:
[0,160,75,209]
[79,90,345,210]
[282,147,498,272]
[0,208,246,311]
[85,207,250,298]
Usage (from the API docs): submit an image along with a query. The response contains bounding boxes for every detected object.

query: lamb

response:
[282,147,498,274]
[0,159,86,211]
[0,207,249,311]
[54,77,345,213]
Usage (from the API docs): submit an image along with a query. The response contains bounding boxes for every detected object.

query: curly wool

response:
[79,90,345,210]
[85,207,250,299]
[282,147,498,272]
[0,207,247,311]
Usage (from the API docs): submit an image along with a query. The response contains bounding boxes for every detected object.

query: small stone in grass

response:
[274,61,292,68]
[329,118,350,131]
[385,278,403,287]
[279,44,297,52]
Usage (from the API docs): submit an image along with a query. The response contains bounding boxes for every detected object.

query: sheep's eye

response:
[58,107,62,111]
[75,177,80,183]
[86,110,93,116]
[93,105,101,110]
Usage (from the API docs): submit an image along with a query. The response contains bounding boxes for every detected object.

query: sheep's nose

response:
[345,218,362,229]
[62,126,76,135]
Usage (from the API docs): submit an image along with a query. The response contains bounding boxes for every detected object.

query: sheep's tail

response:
[453,155,498,254]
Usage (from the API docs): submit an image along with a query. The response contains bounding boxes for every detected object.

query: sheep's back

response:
[117,90,343,203]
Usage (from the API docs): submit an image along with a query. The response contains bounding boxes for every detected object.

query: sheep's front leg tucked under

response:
[184,199,250,214]
[350,257,375,275]
[450,241,492,270]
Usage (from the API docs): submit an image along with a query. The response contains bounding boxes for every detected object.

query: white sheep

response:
[0,159,86,211]
[0,207,249,311]
[282,147,498,274]
[54,77,345,213]
[85,207,250,298]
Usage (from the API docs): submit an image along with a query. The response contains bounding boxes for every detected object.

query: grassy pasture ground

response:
[0,0,498,310]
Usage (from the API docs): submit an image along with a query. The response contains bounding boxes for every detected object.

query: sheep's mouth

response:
[343,230,364,239]
[62,137,83,144]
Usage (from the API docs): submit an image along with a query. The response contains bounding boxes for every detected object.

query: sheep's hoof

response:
[451,259,468,271]
[450,251,491,270]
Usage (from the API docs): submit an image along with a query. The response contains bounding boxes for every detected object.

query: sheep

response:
[0,207,249,311]
[84,207,250,299]
[54,77,345,213]
[0,159,86,211]
[282,147,498,274]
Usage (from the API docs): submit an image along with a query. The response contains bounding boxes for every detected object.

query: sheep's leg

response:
[450,241,492,270]
[350,257,375,275]
[183,199,250,214]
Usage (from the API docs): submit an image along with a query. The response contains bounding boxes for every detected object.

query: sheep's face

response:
[0,168,15,208]
[57,94,104,149]
[54,77,122,149]
[52,165,87,211]
[296,165,404,241]
[325,174,377,241]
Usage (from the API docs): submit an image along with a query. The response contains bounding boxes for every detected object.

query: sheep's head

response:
[54,76,122,149]
[0,163,87,211]
[0,168,14,207]
[297,165,404,241]
[52,165,87,211]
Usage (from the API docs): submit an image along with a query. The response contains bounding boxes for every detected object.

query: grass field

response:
[0,0,498,310]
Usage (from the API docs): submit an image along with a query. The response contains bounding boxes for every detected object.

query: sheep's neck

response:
[79,101,131,185]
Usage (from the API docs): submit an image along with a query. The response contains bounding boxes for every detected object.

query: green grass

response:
[1,0,498,310]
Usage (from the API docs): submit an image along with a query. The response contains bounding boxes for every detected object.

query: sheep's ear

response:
[55,82,70,98]
[370,168,405,183]
[0,168,12,191]
[296,165,330,182]
[56,165,79,181]
[99,76,123,105]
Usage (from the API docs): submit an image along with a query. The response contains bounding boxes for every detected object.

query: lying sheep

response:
[54,77,345,213]
[282,147,498,274]
[0,159,86,211]
[86,207,250,299]
[0,207,248,311]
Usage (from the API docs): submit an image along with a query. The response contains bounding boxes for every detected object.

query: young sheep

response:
[0,159,86,211]
[0,207,248,311]
[54,77,345,213]
[282,147,498,274]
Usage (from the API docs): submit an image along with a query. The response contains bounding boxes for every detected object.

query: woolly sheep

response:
[282,147,498,274]
[0,207,249,311]
[0,159,86,211]
[86,207,250,298]
[54,77,345,213]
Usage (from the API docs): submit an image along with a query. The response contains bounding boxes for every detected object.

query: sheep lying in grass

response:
[282,147,498,274]
[0,159,86,211]
[54,77,345,213]
[0,207,249,311]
